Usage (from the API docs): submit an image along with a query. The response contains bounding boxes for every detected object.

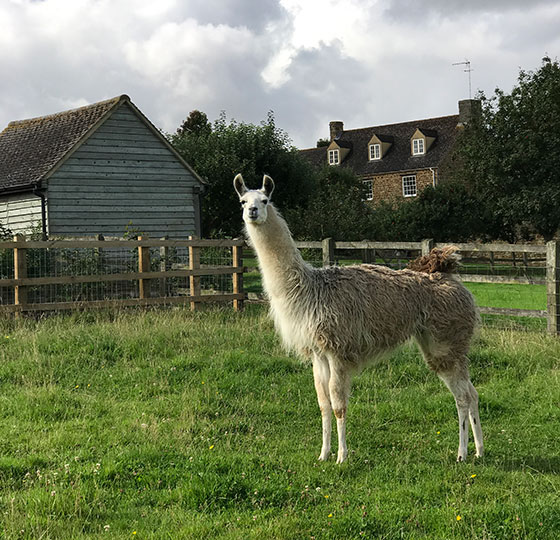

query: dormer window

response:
[412,138,425,155]
[369,144,381,160]
[367,133,392,161]
[328,149,340,165]
[411,128,436,156]
[327,140,351,166]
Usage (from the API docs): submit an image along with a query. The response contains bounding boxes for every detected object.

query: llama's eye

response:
[241,200,246,206]
[263,200,268,205]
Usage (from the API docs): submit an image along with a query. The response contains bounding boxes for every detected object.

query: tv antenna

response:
[453,59,473,99]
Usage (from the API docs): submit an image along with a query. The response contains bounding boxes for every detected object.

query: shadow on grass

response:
[495,455,560,474]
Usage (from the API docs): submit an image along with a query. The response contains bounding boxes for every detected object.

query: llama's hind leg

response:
[437,362,483,461]
[467,380,484,457]
[326,356,352,464]
[312,353,332,461]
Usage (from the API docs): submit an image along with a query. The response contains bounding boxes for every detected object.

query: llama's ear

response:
[261,175,274,198]
[234,174,247,197]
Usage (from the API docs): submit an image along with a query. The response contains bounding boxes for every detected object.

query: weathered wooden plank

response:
[76,146,176,157]
[48,217,194,227]
[294,241,322,249]
[0,293,246,313]
[336,241,422,250]
[51,205,195,215]
[0,238,245,249]
[49,172,194,182]
[439,242,547,254]
[459,274,546,285]
[479,306,547,318]
[61,160,186,171]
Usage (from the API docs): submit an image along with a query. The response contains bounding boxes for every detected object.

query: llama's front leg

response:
[312,354,332,461]
[327,359,352,464]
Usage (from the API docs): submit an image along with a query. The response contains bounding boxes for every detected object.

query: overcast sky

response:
[1,0,559,149]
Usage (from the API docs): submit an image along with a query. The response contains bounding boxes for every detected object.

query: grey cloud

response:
[384,0,559,21]
[268,43,376,148]
[175,0,288,32]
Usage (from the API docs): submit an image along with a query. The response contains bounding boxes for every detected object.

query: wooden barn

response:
[0,95,205,239]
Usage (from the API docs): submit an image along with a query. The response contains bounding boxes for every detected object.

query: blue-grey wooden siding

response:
[46,102,200,239]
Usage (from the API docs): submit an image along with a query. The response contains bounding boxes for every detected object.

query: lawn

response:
[0,307,558,539]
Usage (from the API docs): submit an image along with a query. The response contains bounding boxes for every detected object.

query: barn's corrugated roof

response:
[0,96,124,193]
[300,114,460,175]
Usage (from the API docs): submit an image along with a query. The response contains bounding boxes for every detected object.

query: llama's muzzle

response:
[248,207,259,220]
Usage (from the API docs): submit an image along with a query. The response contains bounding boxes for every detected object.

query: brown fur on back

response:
[408,246,460,274]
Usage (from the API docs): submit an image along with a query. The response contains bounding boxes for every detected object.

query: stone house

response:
[0,95,205,238]
[300,99,480,203]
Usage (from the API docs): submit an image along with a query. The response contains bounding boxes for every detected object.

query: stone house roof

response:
[0,95,204,194]
[300,114,461,176]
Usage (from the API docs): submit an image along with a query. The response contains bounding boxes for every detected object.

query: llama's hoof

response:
[475,448,484,458]
[336,452,348,464]
[456,454,466,463]
[318,452,330,462]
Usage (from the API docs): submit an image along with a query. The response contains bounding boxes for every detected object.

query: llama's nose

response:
[248,207,258,219]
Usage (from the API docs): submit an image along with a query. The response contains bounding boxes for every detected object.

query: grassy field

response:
[0,306,558,539]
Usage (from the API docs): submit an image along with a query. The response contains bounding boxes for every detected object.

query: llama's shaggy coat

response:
[235,173,483,464]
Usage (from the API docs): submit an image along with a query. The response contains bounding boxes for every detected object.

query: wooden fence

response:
[0,236,245,314]
[1,235,558,335]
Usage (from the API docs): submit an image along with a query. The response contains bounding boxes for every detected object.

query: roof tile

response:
[0,96,125,192]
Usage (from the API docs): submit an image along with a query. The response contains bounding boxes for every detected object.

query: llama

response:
[234,173,483,464]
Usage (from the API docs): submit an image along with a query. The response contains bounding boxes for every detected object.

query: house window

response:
[363,180,373,200]
[402,175,417,197]
[412,138,425,155]
[328,149,340,165]
[369,144,381,160]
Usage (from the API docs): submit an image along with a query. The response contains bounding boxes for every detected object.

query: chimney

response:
[458,99,481,125]
[329,121,344,141]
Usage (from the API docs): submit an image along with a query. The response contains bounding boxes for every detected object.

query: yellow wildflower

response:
[328,513,333,518]
[456,515,462,521]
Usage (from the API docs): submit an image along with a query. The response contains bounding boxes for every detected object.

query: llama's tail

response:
[408,245,460,274]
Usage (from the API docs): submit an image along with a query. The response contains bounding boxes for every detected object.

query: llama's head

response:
[234,174,275,225]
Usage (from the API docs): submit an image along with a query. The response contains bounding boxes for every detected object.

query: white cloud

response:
[0,0,559,150]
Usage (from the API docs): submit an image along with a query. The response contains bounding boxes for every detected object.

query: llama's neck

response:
[245,204,308,299]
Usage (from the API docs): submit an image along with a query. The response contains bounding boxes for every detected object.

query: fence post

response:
[13,234,27,316]
[138,235,151,300]
[189,236,201,311]
[546,240,560,336]
[322,237,335,267]
[159,236,169,298]
[362,242,375,264]
[421,238,434,256]
[232,240,244,312]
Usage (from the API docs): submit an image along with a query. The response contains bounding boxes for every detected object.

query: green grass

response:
[464,283,546,311]
[0,307,559,539]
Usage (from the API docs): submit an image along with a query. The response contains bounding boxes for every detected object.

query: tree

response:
[0,221,11,240]
[448,56,560,241]
[368,182,501,242]
[286,166,373,241]
[176,110,211,137]
[170,111,315,237]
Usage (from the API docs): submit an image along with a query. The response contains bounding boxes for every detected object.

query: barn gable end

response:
[0,95,204,239]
